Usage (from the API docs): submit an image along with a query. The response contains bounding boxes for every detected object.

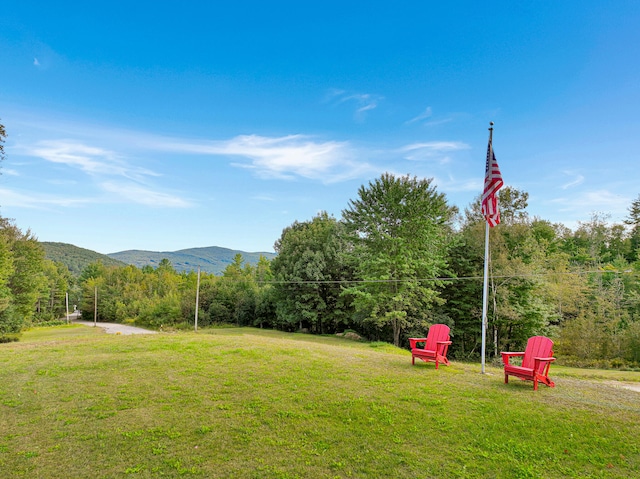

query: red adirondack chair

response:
[501,336,556,390]
[409,324,452,369]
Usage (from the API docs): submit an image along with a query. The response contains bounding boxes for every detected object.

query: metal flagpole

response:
[481,123,494,374]
[481,221,490,374]
[194,267,200,332]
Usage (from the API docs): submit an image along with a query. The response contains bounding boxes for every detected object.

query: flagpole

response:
[194,267,200,332]
[481,122,494,374]
[481,221,490,374]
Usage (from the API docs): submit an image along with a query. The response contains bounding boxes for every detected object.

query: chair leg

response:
[504,373,509,384]
[538,374,554,388]
[412,356,415,365]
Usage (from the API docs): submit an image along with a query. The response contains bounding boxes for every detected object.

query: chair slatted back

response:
[425,324,450,351]
[522,336,554,373]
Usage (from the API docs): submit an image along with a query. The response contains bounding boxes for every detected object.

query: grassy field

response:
[1,325,639,478]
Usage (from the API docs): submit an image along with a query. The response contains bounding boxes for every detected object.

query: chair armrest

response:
[409,338,427,349]
[501,351,524,366]
[436,340,452,354]
[533,356,556,363]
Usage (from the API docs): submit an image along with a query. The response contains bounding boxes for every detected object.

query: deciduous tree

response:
[342,174,456,346]
[271,212,353,333]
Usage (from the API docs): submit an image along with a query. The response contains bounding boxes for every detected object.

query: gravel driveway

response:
[73,320,157,335]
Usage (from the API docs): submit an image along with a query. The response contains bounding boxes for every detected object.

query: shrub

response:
[0,333,21,343]
[335,330,363,341]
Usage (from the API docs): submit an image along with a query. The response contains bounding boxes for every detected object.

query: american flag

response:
[481,139,503,227]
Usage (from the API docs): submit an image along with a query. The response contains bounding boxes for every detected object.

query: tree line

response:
[2,175,637,368]
[1,119,639,365]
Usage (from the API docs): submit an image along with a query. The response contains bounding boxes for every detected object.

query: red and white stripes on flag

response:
[481,139,504,227]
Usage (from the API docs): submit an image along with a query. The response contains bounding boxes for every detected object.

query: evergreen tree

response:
[625,194,640,261]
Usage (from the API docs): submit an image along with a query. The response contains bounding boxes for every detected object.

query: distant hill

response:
[107,246,276,275]
[41,242,276,276]
[41,242,127,276]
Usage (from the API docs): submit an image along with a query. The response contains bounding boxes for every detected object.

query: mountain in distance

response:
[107,246,277,275]
[42,242,277,276]
[41,242,127,276]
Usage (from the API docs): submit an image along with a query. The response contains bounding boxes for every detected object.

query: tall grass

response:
[1,325,639,478]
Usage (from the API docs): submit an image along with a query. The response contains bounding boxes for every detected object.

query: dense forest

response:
[40,242,126,275]
[1,122,639,367]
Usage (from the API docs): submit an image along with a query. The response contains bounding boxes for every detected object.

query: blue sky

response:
[1,1,639,254]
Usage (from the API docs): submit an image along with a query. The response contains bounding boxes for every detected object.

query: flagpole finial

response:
[489,121,494,129]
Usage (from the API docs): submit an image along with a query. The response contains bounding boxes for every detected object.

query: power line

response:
[255,269,636,285]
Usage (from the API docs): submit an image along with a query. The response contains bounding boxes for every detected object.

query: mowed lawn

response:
[1,326,639,478]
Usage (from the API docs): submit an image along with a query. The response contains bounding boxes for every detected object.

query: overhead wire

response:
[250,268,636,285]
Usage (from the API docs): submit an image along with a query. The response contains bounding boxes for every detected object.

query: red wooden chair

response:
[501,336,556,391]
[409,324,452,369]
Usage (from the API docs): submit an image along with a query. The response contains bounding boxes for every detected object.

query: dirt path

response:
[605,380,640,393]
[73,320,157,335]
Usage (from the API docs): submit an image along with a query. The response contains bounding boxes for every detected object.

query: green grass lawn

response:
[1,326,639,478]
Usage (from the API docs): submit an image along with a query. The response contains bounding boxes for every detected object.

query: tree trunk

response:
[393,318,401,347]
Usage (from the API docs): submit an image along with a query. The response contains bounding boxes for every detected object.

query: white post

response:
[481,221,490,374]
[94,286,97,327]
[480,122,497,374]
[194,267,200,332]
[65,292,69,324]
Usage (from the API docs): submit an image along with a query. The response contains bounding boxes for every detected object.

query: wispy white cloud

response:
[240,138,374,181]
[442,177,483,192]
[561,171,585,189]
[29,40,61,70]
[325,89,382,121]
[356,102,377,114]
[338,93,373,106]
[324,88,346,102]
[422,117,454,127]
[16,115,378,186]
[400,141,470,163]
[16,118,472,204]
[29,140,158,181]
[406,106,433,124]
[0,187,93,209]
[25,140,191,208]
[151,134,375,183]
[31,141,115,173]
[549,189,631,216]
[406,107,466,127]
[224,135,355,181]
[100,182,192,208]
[402,141,470,152]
